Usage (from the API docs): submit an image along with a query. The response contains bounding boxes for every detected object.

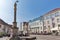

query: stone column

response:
[12,1,18,36]
[10,1,21,40]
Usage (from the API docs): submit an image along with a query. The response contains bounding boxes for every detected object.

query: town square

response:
[0,0,60,40]
[1,35,60,40]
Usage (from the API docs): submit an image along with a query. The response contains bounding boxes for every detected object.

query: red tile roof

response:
[0,19,12,27]
[43,8,60,16]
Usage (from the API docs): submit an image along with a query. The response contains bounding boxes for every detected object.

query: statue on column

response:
[10,0,20,40]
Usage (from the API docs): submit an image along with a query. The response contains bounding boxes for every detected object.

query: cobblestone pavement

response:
[30,35,60,40]
[0,35,60,40]
[0,37,10,40]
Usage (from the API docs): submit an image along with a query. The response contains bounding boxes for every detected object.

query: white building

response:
[29,8,60,35]
[43,8,60,34]
[29,16,43,34]
[20,22,29,35]
[0,19,12,34]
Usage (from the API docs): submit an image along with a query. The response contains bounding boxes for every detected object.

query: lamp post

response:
[10,0,20,40]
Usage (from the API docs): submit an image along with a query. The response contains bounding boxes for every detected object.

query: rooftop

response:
[0,19,12,27]
[29,8,60,23]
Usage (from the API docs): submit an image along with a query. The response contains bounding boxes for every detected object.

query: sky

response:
[0,0,60,28]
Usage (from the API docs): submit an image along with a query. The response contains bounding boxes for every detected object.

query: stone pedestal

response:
[9,0,36,40]
[9,0,21,40]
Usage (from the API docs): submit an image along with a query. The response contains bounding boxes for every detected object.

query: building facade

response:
[20,22,29,35]
[0,19,12,34]
[29,16,43,34]
[43,8,60,34]
[28,8,60,34]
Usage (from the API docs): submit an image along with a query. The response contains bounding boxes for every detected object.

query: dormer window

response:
[50,14,55,18]
[55,12,60,17]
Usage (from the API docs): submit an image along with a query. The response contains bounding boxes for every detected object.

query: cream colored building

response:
[43,8,60,34]
[0,19,12,34]
[20,22,29,35]
[29,16,43,34]
[29,8,60,35]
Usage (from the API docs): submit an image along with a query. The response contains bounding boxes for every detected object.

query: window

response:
[52,18,54,21]
[50,14,55,18]
[41,27,42,30]
[40,22,41,25]
[47,21,49,24]
[44,16,46,20]
[44,26,46,30]
[48,26,50,32]
[52,23,55,28]
[57,18,60,23]
[0,25,1,28]
[46,15,50,19]
[48,26,50,29]
[37,22,39,25]
[55,12,60,17]
[58,24,60,27]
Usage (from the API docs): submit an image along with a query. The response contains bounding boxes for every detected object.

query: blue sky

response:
[0,0,60,27]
